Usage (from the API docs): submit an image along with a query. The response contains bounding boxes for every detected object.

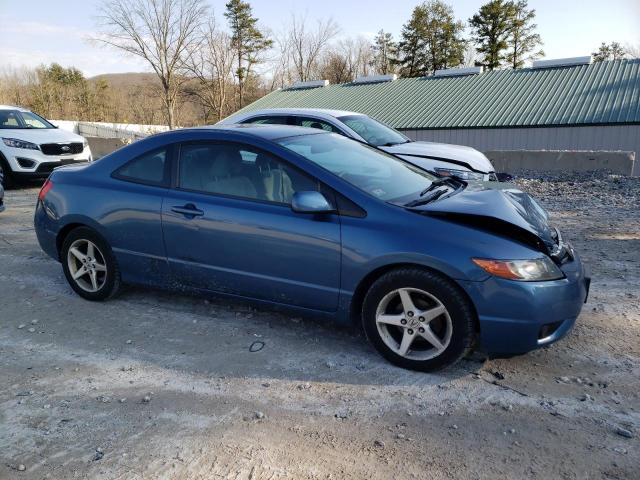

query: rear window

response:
[113,148,168,186]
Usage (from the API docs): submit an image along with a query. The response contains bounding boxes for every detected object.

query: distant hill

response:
[89,72,159,88]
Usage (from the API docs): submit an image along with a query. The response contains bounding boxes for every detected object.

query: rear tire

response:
[362,268,475,372]
[61,227,121,301]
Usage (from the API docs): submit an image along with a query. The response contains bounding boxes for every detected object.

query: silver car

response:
[219,108,498,181]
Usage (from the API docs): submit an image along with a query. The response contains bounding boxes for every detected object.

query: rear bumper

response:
[461,251,589,355]
[34,201,60,261]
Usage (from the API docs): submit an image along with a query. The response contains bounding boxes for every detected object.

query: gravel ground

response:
[0,172,638,479]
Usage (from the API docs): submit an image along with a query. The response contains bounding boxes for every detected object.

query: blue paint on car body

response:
[34,125,589,359]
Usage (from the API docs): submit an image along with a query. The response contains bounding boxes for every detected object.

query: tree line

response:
[0,0,637,129]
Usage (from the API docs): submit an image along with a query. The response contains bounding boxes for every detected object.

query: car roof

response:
[172,124,329,141]
[0,105,30,112]
[230,108,362,120]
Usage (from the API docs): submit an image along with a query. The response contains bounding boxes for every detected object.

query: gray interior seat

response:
[180,148,211,191]
[206,148,257,198]
[255,153,294,203]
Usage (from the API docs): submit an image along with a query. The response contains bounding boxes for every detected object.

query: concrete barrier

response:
[87,137,130,159]
[485,150,636,176]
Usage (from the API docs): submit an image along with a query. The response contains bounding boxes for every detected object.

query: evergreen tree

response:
[224,0,272,108]
[506,0,543,68]
[469,0,515,70]
[397,1,465,77]
[397,6,428,77]
[592,42,627,62]
[371,30,397,74]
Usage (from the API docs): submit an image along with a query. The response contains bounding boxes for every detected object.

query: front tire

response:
[0,157,14,189]
[362,268,476,372]
[61,227,121,301]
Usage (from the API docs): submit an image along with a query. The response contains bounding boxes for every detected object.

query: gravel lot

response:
[1,172,638,479]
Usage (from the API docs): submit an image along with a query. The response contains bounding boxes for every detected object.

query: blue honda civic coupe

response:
[34,125,589,371]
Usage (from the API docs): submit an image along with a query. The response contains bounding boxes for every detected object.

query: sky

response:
[0,0,639,77]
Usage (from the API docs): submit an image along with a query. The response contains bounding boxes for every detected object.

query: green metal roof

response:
[240,59,640,129]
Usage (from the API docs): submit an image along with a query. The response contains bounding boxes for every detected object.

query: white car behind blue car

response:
[219,108,498,181]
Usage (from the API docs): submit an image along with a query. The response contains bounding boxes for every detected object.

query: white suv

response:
[0,105,92,187]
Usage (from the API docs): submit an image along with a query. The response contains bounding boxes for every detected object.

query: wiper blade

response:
[418,177,457,197]
[404,188,448,207]
[381,139,412,147]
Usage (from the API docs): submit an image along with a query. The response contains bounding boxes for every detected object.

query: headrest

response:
[210,148,242,177]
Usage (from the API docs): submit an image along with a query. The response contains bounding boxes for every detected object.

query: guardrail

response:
[51,120,170,140]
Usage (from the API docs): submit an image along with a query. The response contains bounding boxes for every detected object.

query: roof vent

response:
[289,79,330,90]
[434,66,483,77]
[353,74,398,84]
[532,56,592,69]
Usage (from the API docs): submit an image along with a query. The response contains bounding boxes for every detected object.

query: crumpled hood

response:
[380,141,495,173]
[1,127,86,145]
[414,182,557,254]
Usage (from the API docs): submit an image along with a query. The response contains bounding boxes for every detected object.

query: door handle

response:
[171,204,204,218]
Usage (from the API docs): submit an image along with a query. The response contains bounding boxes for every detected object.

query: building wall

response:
[401,124,640,174]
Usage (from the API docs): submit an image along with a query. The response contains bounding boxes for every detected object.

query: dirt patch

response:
[1,173,638,479]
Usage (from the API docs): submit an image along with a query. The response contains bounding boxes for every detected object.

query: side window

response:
[178,142,320,205]
[295,117,341,133]
[241,116,288,125]
[113,148,168,186]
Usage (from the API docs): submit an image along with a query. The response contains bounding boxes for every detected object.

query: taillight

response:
[38,178,53,202]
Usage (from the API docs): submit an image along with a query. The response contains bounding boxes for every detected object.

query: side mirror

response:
[291,191,334,214]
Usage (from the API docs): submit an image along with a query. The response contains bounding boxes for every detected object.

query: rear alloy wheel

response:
[362,268,475,371]
[61,227,121,301]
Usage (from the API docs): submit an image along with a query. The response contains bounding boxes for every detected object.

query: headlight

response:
[82,138,89,148]
[472,257,564,281]
[434,167,484,181]
[2,138,40,150]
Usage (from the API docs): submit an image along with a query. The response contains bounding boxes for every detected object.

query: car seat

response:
[255,153,294,203]
[206,148,257,198]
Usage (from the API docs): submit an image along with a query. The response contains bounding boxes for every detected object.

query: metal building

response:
[238,58,640,173]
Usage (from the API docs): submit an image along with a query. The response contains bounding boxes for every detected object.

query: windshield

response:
[338,115,409,147]
[0,110,55,129]
[276,132,436,203]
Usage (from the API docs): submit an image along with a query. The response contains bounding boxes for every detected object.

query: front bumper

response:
[3,145,92,179]
[461,250,590,355]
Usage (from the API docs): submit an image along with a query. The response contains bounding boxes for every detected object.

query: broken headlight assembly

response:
[434,167,485,181]
[472,257,564,281]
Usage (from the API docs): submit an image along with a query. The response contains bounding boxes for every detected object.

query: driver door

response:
[161,141,342,312]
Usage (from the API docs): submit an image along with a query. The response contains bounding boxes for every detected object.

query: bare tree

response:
[184,18,237,122]
[340,36,375,80]
[625,43,640,59]
[95,0,207,128]
[288,14,340,82]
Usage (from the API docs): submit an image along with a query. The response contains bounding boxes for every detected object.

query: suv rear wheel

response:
[362,268,476,371]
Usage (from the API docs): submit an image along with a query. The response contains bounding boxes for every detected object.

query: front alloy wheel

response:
[362,268,475,371]
[375,287,453,361]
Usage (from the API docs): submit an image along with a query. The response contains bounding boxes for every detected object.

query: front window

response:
[338,115,409,147]
[0,110,55,129]
[178,142,320,205]
[277,133,436,204]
